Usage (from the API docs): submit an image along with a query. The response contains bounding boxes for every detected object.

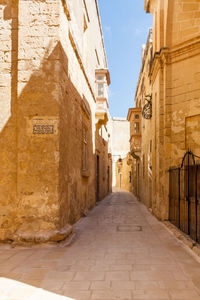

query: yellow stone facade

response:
[0,0,111,243]
[127,107,142,197]
[131,0,200,220]
[115,154,133,192]
[108,118,132,192]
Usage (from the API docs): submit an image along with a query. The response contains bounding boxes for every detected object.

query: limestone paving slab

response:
[0,191,200,300]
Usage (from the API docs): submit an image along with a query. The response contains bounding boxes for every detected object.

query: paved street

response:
[0,191,200,300]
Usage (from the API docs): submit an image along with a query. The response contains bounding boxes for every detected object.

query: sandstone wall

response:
[0,1,18,240]
[167,0,200,47]
[95,131,112,201]
[0,0,110,243]
[150,0,200,51]
[109,118,130,187]
[131,33,153,210]
[115,156,133,192]
[140,0,200,220]
[0,0,62,241]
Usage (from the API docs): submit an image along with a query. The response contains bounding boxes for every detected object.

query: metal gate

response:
[169,151,200,242]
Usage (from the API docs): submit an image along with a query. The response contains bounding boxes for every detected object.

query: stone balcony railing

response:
[95,68,110,128]
[95,96,109,127]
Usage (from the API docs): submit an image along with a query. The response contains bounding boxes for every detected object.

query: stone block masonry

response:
[131,0,200,222]
[0,0,111,243]
[0,192,200,299]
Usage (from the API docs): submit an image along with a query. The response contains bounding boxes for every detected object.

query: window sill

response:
[82,169,90,178]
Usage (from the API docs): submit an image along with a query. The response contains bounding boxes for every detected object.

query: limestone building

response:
[128,29,153,208]
[127,107,142,197]
[108,118,132,191]
[0,0,111,243]
[131,0,200,221]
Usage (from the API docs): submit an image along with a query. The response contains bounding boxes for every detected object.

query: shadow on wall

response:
[0,0,19,240]
[0,1,111,300]
[0,0,95,242]
[95,131,112,202]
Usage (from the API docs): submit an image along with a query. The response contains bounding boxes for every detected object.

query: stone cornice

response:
[82,0,90,23]
[170,36,200,64]
[61,0,96,103]
[69,29,96,102]
[144,0,150,13]
[95,0,108,69]
[127,108,142,121]
[134,29,152,102]
[61,0,71,21]
[150,36,200,82]
[130,134,141,142]
[62,0,110,103]
[95,68,111,86]
[150,47,169,83]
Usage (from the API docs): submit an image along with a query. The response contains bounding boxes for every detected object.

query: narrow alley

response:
[0,191,200,300]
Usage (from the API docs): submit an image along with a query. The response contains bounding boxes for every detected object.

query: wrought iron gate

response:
[169,151,200,242]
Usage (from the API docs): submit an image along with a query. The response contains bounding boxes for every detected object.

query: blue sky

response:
[98,0,152,118]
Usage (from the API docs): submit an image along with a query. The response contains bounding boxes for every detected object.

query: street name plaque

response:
[33,124,54,135]
[28,117,59,136]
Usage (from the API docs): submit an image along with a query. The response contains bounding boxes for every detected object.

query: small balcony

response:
[130,135,141,157]
[127,108,142,159]
[95,68,110,127]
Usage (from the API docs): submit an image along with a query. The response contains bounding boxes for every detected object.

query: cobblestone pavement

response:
[0,191,200,300]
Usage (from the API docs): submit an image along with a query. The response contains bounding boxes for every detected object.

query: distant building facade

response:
[127,107,142,198]
[109,118,132,191]
[130,0,200,221]
[0,0,111,243]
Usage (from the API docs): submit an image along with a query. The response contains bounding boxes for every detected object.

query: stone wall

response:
[0,0,18,241]
[129,32,153,210]
[0,0,110,243]
[95,130,112,201]
[134,0,200,220]
[108,118,130,188]
[115,155,133,192]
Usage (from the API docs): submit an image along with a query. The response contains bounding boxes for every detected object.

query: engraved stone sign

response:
[33,124,54,135]
[28,117,59,136]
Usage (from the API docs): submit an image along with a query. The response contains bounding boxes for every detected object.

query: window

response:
[98,83,104,97]
[129,171,132,183]
[135,114,139,119]
[97,75,104,82]
[143,154,145,178]
[103,152,106,180]
[150,140,152,153]
[82,127,88,171]
[95,71,107,99]
[134,122,139,134]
